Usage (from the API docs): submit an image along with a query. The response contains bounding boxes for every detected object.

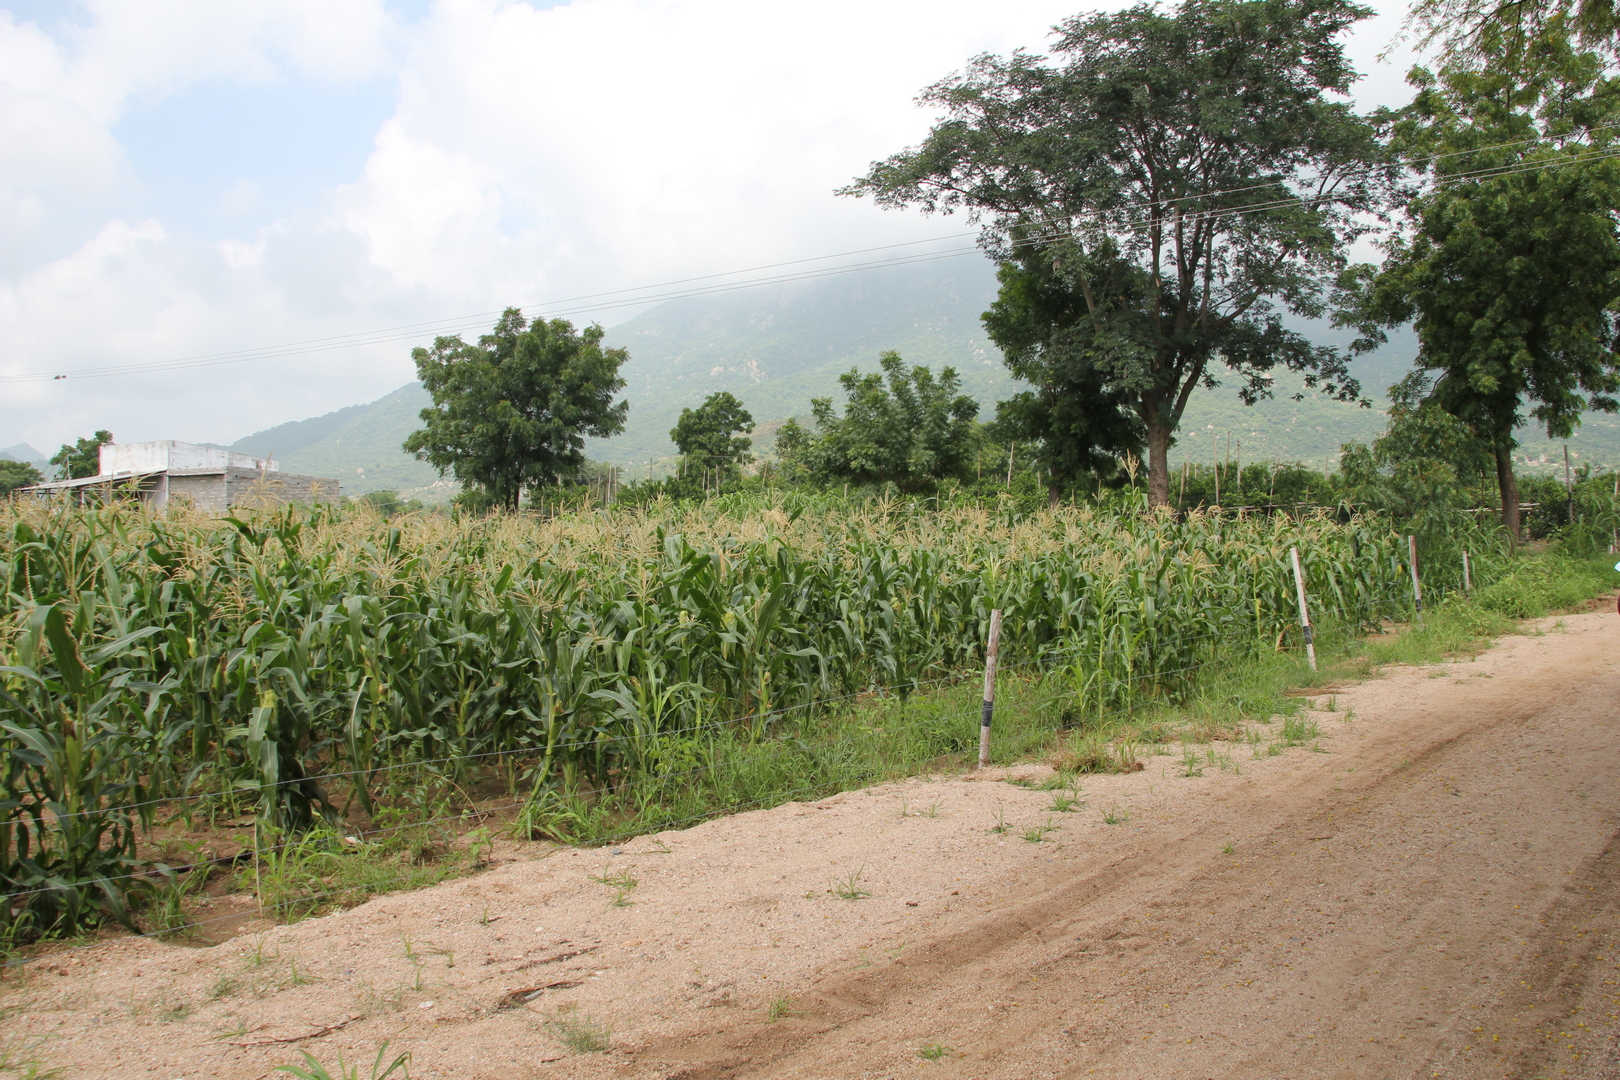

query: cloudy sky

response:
[0,0,1420,458]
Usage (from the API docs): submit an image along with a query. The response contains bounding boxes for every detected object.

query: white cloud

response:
[1,0,1425,456]
[335,0,1096,309]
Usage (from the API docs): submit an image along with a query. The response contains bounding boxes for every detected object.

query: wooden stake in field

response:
[1289,546,1316,672]
[1462,549,1472,594]
[977,609,1003,770]
[1408,535,1423,621]
[1006,443,1016,488]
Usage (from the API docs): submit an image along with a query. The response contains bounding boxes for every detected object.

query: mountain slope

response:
[0,443,50,470]
[223,258,1618,497]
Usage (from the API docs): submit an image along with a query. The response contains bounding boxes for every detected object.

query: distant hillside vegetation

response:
[224,257,1620,498]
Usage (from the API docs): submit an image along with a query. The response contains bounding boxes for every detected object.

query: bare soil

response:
[5,610,1619,1080]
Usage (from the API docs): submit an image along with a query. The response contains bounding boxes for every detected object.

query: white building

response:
[23,440,340,511]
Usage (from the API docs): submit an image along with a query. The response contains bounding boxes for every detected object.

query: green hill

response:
[224,258,1619,498]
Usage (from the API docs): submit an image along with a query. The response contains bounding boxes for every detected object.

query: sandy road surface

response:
[5,610,1618,1079]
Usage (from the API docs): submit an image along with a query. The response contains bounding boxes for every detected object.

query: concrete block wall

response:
[165,473,228,512]
[222,468,341,510]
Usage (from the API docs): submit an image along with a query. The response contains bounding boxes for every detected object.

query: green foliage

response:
[276,1043,410,1080]
[404,308,629,510]
[1337,371,1497,547]
[357,491,425,518]
[983,248,1144,490]
[1173,461,1337,509]
[0,493,1425,934]
[0,461,43,496]
[670,392,755,478]
[49,431,112,481]
[1408,0,1619,70]
[785,352,979,489]
[844,0,1388,503]
[1347,28,1620,533]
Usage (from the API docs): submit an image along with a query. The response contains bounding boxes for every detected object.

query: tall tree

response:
[843,0,1388,507]
[791,352,980,490]
[404,309,629,511]
[670,392,756,477]
[1346,27,1620,536]
[50,430,112,480]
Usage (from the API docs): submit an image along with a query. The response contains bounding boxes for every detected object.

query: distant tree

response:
[800,352,979,490]
[843,0,1389,507]
[1338,372,1494,542]
[772,418,811,467]
[0,460,43,495]
[404,309,629,511]
[1345,28,1620,536]
[358,490,424,517]
[670,392,755,477]
[50,430,112,480]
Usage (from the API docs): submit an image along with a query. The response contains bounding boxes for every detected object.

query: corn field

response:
[1,491,1461,939]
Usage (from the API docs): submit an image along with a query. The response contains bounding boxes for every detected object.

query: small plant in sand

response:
[275,1042,411,1080]
[590,867,639,907]
[1022,821,1057,843]
[830,867,871,901]
[1047,789,1082,813]
[544,1011,611,1054]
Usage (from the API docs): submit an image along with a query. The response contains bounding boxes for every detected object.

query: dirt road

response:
[6,611,1618,1079]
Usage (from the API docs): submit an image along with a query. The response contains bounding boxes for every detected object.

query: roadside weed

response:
[830,867,871,901]
[275,1042,410,1080]
[544,1012,611,1054]
[590,868,639,907]
[1022,821,1057,843]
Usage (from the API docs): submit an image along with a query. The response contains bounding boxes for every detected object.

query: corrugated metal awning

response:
[21,471,162,492]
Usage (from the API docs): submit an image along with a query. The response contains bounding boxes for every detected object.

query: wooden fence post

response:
[977,609,1003,770]
[1462,549,1472,594]
[1408,535,1423,621]
[1289,547,1316,672]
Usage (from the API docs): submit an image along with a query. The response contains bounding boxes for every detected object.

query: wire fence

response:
[0,621,1321,926]
[1,620,1319,968]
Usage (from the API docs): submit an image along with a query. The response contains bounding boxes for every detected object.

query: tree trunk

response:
[1494,443,1521,545]
[1146,421,1172,508]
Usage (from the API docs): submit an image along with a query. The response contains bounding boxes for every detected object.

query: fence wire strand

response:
[0,624,1301,910]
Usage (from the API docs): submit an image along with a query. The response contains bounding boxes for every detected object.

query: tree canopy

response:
[670,391,755,476]
[843,0,1388,506]
[1408,0,1619,69]
[778,352,979,490]
[404,310,629,511]
[0,460,43,495]
[1338,371,1493,542]
[1346,25,1620,535]
[51,430,112,480]
[982,239,1146,492]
